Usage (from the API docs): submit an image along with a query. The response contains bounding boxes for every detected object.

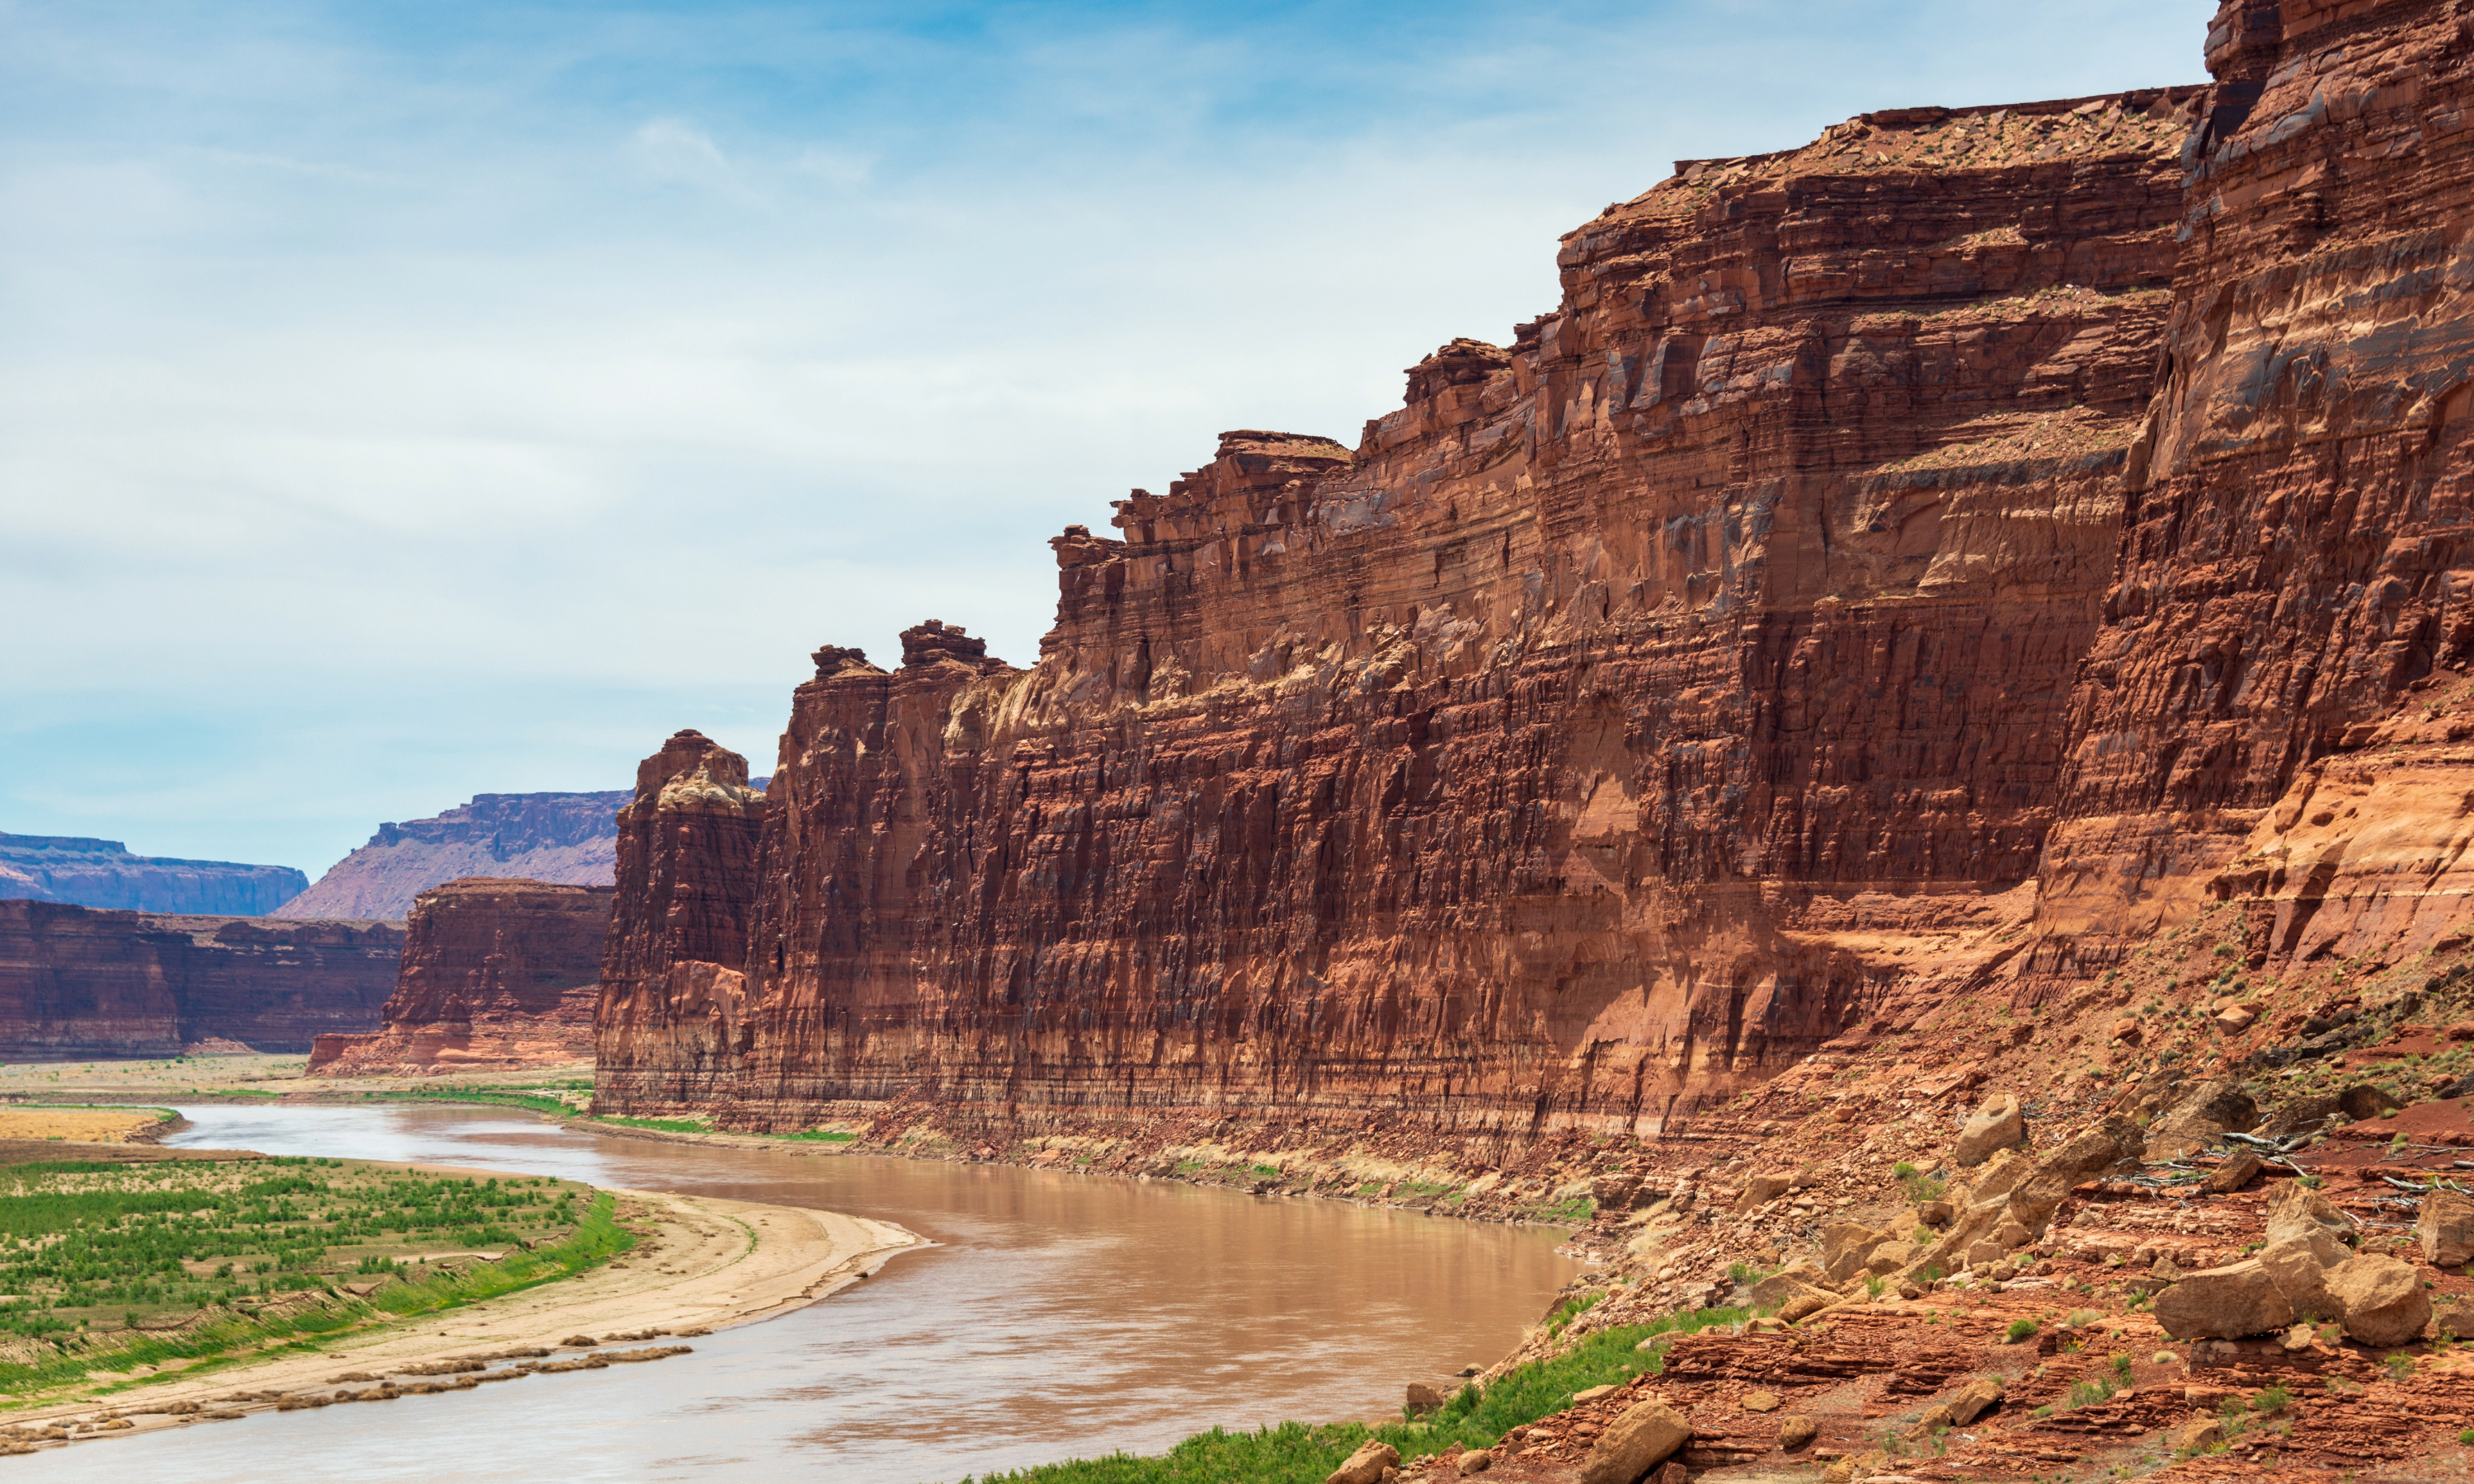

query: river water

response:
[16,1105,1573,1484]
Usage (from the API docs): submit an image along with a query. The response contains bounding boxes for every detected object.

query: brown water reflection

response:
[15,1104,1574,1483]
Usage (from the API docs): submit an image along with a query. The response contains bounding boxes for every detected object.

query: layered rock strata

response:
[306,878,614,1075]
[2028,0,2474,990]
[592,731,769,1111]
[600,89,2214,1132]
[0,834,307,916]
[275,791,631,922]
[0,901,402,1058]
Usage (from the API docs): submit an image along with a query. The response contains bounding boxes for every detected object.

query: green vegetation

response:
[359,1084,574,1116]
[778,1129,857,1143]
[592,1115,710,1134]
[954,1304,1751,1484]
[2006,1318,2039,1343]
[0,1158,628,1393]
[1892,1162,1945,1204]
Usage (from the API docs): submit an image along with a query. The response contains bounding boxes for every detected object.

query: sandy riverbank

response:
[2,1175,920,1454]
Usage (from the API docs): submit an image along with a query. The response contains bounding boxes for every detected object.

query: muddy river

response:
[17,1105,1575,1483]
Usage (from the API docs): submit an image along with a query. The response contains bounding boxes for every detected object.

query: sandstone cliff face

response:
[2030,0,2474,989]
[0,833,307,916]
[600,91,2215,1133]
[274,791,629,923]
[0,901,402,1058]
[591,731,769,1111]
[306,877,613,1075]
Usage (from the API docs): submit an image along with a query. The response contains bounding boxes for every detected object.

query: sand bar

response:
[2,1178,921,1453]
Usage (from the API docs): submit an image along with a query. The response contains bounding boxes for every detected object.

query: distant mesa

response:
[0,833,308,917]
[274,791,633,923]
[275,773,769,924]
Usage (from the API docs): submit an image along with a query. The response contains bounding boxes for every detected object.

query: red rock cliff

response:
[0,901,402,1058]
[2022,0,2474,998]
[591,730,769,1111]
[600,87,2218,1134]
[307,877,613,1075]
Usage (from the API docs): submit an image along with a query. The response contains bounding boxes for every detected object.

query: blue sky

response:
[0,1,2211,880]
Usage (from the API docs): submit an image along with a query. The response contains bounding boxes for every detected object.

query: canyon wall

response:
[275,791,630,922]
[2023,0,2474,997]
[600,87,2217,1134]
[593,731,769,1108]
[306,878,613,1075]
[0,901,403,1058]
[0,833,307,916]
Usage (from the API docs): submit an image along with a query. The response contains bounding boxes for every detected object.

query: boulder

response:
[1734,1173,1794,1214]
[1777,1289,1839,1324]
[1326,1440,1400,1484]
[2213,1004,2258,1034]
[1406,1382,1446,1412]
[2260,1234,2344,1324]
[1955,1092,2026,1167]
[2326,1254,2433,1347]
[1746,1267,1827,1311]
[2265,1183,2353,1247]
[2009,1115,2142,1229]
[1916,1200,1953,1227]
[2146,1081,2261,1159]
[1822,1222,1888,1282]
[1779,1416,1817,1449]
[2166,1416,2225,1457]
[1578,1397,1692,1484]
[1593,1173,1644,1214]
[2201,1150,2262,1194]
[2340,1083,2405,1121]
[2425,1190,2474,1269]
[1865,1241,1917,1275]
[1947,1375,2004,1425]
[2255,1096,2340,1140]
[2110,1017,2143,1046]
[1457,1451,1493,1477]
[1742,1390,1779,1413]
[2151,1261,2295,1339]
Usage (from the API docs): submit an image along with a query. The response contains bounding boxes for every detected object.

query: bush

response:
[2006,1318,2039,1344]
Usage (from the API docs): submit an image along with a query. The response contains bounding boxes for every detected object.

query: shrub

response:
[2006,1319,2039,1344]
[2253,1386,2291,1413]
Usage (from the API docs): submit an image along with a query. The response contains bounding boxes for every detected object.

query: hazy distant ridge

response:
[273,791,634,923]
[0,833,308,916]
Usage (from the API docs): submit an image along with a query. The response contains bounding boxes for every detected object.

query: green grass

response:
[952,1304,1750,1483]
[0,1174,628,1397]
[591,1115,709,1134]
[358,1085,575,1116]
[775,1129,858,1143]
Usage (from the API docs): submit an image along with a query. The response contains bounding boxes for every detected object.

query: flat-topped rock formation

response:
[0,901,402,1058]
[275,791,631,922]
[308,877,614,1075]
[595,84,2213,1134]
[0,833,307,916]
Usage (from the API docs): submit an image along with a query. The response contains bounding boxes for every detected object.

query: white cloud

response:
[0,0,2208,873]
